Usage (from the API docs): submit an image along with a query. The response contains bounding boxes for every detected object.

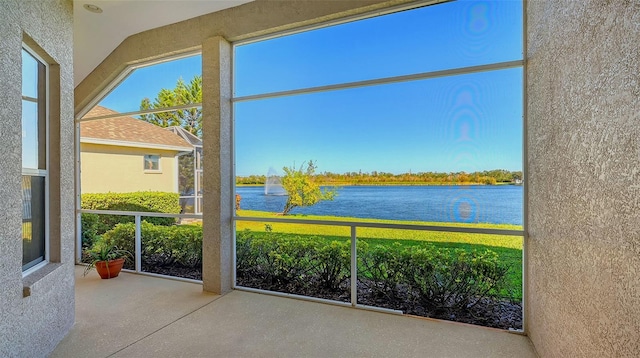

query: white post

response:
[351,226,357,307]
[135,215,142,272]
[75,122,82,263]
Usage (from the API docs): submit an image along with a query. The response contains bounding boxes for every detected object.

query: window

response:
[76,54,204,277]
[78,54,203,216]
[232,0,525,328]
[144,154,160,171]
[233,0,524,223]
[22,46,48,272]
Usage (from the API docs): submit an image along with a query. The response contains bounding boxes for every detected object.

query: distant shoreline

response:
[236,182,518,187]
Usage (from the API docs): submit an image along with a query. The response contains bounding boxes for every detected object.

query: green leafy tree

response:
[139,75,202,137]
[139,75,202,198]
[281,161,336,215]
[177,152,195,196]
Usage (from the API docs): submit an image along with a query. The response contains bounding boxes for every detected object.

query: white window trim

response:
[21,43,49,276]
[174,155,178,192]
[143,154,162,173]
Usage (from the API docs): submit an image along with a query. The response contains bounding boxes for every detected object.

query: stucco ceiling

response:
[73,0,252,86]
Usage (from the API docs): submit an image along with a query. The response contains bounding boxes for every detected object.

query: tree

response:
[281,161,336,215]
[139,75,202,137]
[139,76,202,200]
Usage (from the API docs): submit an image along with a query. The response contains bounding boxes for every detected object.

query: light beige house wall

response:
[0,0,75,357]
[81,143,180,193]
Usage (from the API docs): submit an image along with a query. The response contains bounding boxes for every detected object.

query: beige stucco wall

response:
[0,0,75,357]
[526,0,640,356]
[81,143,180,194]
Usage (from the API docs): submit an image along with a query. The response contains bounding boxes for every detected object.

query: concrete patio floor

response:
[51,266,538,357]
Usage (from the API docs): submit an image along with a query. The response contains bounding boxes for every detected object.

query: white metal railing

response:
[77,209,203,283]
[233,216,524,236]
[77,209,523,313]
[233,215,523,313]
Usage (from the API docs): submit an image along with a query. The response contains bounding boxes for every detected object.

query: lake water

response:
[236,185,523,225]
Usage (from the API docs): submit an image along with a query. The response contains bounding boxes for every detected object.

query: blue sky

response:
[22,49,42,170]
[100,55,202,112]
[99,0,523,177]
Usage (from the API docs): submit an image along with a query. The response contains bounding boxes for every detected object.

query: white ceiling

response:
[73,0,252,86]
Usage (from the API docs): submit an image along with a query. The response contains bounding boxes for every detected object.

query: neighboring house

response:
[80,106,193,194]
[167,126,204,214]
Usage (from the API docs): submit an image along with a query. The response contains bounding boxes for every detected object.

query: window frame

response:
[21,43,50,276]
[143,154,161,172]
[230,0,525,303]
[231,1,525,209]
[74,51,203,263]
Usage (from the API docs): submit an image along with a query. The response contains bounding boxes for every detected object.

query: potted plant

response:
[83,237,132,279]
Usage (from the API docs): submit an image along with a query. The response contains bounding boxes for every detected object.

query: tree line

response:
[237,169,523,186]
[134,77,522,189]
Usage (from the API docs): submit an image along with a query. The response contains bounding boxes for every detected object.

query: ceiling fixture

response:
[83,4,103,13]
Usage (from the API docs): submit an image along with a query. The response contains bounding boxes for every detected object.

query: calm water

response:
[236,185,523,225]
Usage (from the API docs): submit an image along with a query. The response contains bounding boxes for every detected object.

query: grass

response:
[22,221,32,241]
[236,210,523,249]
[236,210,523,300]
[236,182,518,187]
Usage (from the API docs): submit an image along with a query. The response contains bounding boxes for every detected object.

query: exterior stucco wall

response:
[81,143,180,194]
[202,36,233,294]
[0,0,75,357]
[526,0,640,356]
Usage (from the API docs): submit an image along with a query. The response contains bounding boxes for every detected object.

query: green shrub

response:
[81,192,181,247]
[245,233,316,288]
[358,242,408,300]
[103,221,202,267]
[236,231,350,290]
[236,229,260,276]
[102,222,136,254]
[402,245,509,310]
[236,232,510,312]
[312,240,350,290]
[81,213,105,249]
[268,235,317,288]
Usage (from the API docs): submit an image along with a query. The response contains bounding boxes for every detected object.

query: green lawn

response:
[22,221,32,240]
[236,210,523,300]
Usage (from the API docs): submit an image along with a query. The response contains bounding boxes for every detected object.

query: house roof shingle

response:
[81,106,192,151]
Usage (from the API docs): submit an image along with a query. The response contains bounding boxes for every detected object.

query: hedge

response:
[103,221,202,268]
[97,223,510,311]
[81,192,181,247]
[237,229,510,310]
[236,230,350,291]
[358,242,509,310]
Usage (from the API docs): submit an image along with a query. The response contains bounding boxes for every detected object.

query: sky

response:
[98,0,523,177]
[22,49,42,170]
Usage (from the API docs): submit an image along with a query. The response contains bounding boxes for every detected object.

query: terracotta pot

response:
[95,258,125,279]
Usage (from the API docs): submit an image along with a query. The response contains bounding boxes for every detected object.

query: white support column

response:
[174,155,179,194]
[351,226,357,306]
[75,122,82,263]
[135,215,142,273]
[202,36,233,294]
